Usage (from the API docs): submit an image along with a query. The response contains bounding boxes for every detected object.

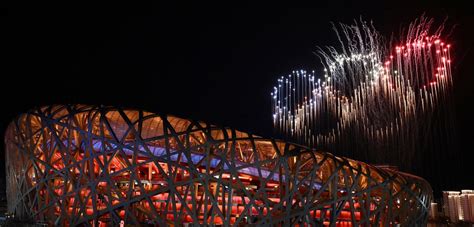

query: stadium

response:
[5,105,432,226]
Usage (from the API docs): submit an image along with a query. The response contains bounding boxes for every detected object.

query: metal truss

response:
[5,105,432,226]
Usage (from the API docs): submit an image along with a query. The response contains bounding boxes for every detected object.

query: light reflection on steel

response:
[5,105,432,226]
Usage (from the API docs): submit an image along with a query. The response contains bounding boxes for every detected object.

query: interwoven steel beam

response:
[5,105,432,226]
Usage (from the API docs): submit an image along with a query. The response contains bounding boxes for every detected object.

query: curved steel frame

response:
[5,105,432,226]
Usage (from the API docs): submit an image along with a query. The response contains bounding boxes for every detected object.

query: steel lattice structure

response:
[5,105,432,226]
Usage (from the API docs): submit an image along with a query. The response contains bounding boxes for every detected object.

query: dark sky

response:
[2,3,473,196]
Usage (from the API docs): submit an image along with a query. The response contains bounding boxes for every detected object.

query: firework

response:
[272,17,455,172]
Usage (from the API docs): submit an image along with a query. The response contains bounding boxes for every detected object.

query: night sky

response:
[2,3,473,197]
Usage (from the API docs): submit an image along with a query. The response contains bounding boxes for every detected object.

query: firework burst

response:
[272,17,455,171]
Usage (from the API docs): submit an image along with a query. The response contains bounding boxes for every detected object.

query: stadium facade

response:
[5,105,432,226]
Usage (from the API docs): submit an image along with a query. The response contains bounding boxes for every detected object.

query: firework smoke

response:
[272,17,455,173]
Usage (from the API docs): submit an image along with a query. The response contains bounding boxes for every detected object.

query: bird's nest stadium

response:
[5,105,432,226]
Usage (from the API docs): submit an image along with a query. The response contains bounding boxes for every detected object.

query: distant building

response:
[442,190,474,223]
[470,194,474,222]
[460,190,474,222]
[429,202,438,219]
